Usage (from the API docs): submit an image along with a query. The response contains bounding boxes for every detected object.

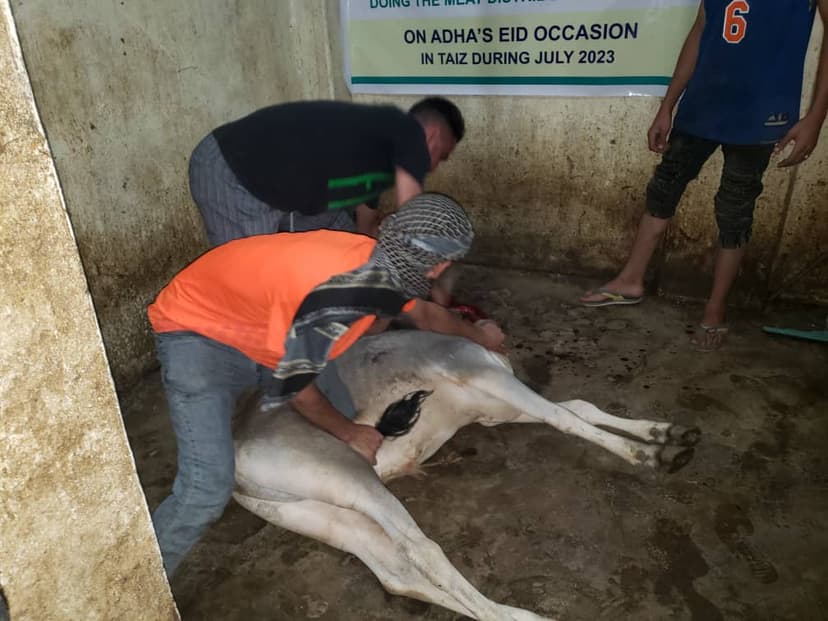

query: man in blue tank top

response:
[581,0,827,351]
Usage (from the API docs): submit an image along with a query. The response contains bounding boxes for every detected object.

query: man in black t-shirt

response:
[188,98,465,246]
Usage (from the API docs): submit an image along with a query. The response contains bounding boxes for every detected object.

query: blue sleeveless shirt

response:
[673,0,817,145]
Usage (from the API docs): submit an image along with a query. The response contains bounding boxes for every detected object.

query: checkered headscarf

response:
[371,192,474,298]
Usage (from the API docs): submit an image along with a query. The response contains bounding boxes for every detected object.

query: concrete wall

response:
[0,1,177,619]
[10,0,343,389]
[10,1,828,389]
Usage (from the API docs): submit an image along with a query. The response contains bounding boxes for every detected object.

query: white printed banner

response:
[341,0,698,96]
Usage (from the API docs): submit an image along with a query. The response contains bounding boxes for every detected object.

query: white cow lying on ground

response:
[233,330,699,621]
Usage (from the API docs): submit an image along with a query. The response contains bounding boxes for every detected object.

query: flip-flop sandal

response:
[581,289,644,307]
[690,324,729,352]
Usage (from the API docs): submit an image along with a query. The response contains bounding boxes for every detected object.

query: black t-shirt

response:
[212,101,431,214]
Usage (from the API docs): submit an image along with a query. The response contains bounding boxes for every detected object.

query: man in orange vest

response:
[147,193,505,575]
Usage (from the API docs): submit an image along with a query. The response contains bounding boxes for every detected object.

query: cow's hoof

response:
[667,425,701,447]
[657,445,695,473]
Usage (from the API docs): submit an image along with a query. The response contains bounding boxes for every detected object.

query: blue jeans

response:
[152,331,356,576]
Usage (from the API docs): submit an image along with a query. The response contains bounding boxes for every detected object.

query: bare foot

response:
[689,303,729,351]
[689,324,729,352]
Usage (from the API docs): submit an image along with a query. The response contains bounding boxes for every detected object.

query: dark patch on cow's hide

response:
[376,390,433,437]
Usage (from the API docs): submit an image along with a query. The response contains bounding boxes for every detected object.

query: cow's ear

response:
[376,390,433,437]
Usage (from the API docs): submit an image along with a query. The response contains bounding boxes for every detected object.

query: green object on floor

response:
[762,327,828,343]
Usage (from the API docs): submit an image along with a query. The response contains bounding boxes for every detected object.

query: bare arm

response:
[430,263,460,306]
[356,164,424,236]
[649,2,706,152]
[364,317,391,335]
[430,281,452,306]
[775,0,828,166]
[403,299,505,352]
[290,382,382,463]
[395,166,423,208]
[810,0,828,121]
[661,2,706,113]
[355,203,381,237]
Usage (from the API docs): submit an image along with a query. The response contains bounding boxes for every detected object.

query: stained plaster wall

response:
[10,1,828,389]
[0,0,177,618]
[9,0,344,389]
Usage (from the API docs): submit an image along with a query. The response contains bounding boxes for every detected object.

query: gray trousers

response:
[188,133,356,247]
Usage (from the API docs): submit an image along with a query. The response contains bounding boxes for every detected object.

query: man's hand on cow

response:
[345,423,384,465]
[404,300,507,354]
[290,383,383,464]
[475,319,507,354]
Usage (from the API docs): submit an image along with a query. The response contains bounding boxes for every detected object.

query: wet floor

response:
[124,267,828,621]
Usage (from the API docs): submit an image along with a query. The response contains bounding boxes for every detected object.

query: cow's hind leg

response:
[233,494,553,621]
[466,371,694,472]
[556,399,701,447]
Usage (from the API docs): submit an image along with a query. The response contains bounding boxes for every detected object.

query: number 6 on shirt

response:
[723,0,750,44]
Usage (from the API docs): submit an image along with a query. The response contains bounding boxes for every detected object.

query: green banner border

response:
[351,76,671,85]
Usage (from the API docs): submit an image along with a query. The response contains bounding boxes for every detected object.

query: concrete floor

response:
[124,267,828,621]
